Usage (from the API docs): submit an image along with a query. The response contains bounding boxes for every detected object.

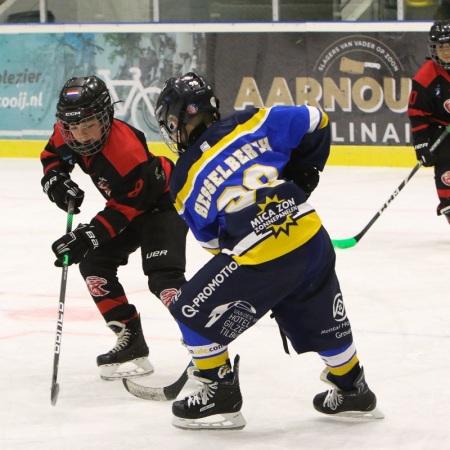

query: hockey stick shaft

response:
[331,127,450,249]
[50,200,75,406]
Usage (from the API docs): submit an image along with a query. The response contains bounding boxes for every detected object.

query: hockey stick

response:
[50,199,75,406]
[122,360,194,401]
[331,126,450,249]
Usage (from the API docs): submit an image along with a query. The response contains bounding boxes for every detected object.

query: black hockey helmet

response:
[155,72,220,156]
[429,20,450,69]
[56,76,114,156]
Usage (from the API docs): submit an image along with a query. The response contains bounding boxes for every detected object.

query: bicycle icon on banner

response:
[97,67,161,135]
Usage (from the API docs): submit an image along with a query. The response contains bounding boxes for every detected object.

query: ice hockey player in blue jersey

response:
[155,72,384,430]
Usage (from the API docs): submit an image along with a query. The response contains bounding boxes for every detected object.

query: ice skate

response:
[171,355,246,431]
[313,367,384,419]
[97,315,154,381]
[441,206,450,224]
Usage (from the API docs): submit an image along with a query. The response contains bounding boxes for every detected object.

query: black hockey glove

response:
[52,224,100,267]
[41,170,85,214]
[414,140,436,167]
[283,163,320,199]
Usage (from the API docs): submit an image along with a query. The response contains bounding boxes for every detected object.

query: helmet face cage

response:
[58,110,112,156]
[429,20,450,69]
[56,76,114,156]
[155,89,185,155]
[155,72,219,156]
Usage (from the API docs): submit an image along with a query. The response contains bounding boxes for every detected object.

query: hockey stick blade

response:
[122,361,193,401]
[330,163,422,250]
[50,382,59,406]
[332,237,358,249]
[331,126,450,250]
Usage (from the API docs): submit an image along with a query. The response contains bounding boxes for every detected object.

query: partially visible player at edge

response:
[153,72,384,430]
[40,76,188,380]
[408,19,450,225]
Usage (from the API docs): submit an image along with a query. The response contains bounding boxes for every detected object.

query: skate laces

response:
[106,321,131,354]
[323,389,344,410]
[185,366,218,406]
[186,381,218,407]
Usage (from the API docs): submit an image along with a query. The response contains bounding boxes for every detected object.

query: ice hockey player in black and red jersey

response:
[40,76,188,380]
[152,72,384,430]
[408,19,450,225]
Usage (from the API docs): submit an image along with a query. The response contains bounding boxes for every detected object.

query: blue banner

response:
[0,31,205,141]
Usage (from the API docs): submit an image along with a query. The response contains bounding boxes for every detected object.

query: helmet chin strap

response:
[186,113,219,147]
[187,122,208,146]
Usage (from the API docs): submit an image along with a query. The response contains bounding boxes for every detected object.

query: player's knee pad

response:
[147,269,186,299]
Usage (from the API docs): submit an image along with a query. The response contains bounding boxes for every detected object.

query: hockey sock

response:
[199,360,233,382]
[327,362,362,391]
[176,320,230,372]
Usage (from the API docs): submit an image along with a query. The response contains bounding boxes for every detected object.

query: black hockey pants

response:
[79,208,188,323]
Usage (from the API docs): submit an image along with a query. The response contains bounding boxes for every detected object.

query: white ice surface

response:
[1,158,449,450]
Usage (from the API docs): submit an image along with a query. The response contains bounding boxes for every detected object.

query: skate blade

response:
[100,357,154,381]
[172,412,246,431]
[334,407,385,420]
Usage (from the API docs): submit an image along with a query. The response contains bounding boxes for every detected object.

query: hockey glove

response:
[414,140,436,167]
[52,223,100,267]
[283,163,320,199]
[41,170,85,214]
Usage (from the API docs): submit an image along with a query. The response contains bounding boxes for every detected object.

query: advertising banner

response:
[0,25,429,161]
[207,32,428,147]
[0,31,205,142]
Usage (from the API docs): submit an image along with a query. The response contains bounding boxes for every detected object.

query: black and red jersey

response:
[408,59,450,143]
[41,118,174,241]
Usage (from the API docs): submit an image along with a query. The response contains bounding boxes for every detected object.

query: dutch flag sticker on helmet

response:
[66,88,81,98]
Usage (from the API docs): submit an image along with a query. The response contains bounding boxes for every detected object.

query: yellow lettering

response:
[265,77,294,107]
[195,202,208,218]
[224,156,241,171]
[296,77,322,107]
[208,170,224,187]
[232,148,250,165]
[352,77,383,113]
[234,77,264,110]
[383,77,411,113]
[323,77,351,112]
[204,178,217,195]
[241,143,258,159]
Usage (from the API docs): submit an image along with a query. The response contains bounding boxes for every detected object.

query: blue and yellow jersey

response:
[170,105,330,265]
